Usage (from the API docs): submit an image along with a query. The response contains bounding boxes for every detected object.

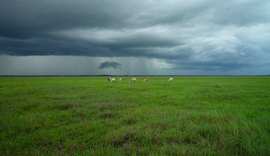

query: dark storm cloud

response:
[0,0,270,72]
[0,0,133,38]
[98,61,122,69]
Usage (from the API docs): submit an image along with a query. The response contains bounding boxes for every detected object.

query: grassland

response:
[0,76,270,155]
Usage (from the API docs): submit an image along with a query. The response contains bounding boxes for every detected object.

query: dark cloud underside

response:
[98,61,122,69]
[0,0,270,73]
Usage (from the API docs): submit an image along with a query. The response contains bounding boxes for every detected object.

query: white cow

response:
[119,77,122,81]
[143,77,149,82]
[107,77,116,82]
[168,77,174,81]
[129,77,137,83]
[111,78,116,82]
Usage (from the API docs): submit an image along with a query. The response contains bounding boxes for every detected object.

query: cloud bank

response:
[0,0,270,73]
[98,61,122,69]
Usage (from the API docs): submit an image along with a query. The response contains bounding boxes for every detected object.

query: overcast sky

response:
[0,0,270,75]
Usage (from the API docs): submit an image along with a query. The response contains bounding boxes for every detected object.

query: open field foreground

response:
[0,76,270,155]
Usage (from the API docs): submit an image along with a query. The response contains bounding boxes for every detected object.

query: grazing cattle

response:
[129,77,137,83]
[111,78,116,82]
[119,77,122,81]
[168,77,174,81]
[143,77,149,82]
[107,77,116,82]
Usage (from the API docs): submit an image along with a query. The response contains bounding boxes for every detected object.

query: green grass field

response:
[1,76,270,155]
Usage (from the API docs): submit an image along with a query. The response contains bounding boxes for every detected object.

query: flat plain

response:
[0,76,270,155]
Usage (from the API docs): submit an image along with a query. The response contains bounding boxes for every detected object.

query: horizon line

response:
[0,74,269,77]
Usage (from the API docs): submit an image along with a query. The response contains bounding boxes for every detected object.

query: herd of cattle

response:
[107,77,174,83]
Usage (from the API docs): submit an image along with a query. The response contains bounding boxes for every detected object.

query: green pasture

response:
[0,76,270,155]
